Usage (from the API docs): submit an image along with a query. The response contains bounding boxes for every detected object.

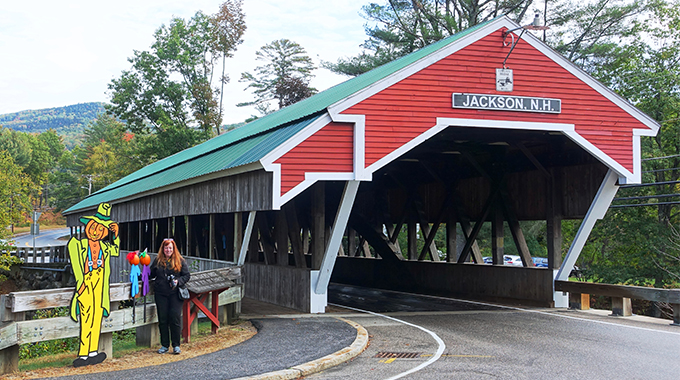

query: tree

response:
[326,0,651,76]
[107,2,246,158]
[212,0,247,123]
[0,151,33,236]
[239,39,317,112]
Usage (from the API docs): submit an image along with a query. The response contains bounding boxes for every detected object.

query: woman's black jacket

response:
[150,256,191,296]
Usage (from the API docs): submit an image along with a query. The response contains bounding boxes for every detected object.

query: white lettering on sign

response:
[453,93,561,114]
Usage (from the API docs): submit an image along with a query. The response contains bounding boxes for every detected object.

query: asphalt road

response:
[12,227,70,248]
[307,284,680,380]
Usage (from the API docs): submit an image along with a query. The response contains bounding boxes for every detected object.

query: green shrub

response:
[0,253,22,282]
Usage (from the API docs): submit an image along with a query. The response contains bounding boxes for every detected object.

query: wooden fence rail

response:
[554,280,680,325]
[2,246,68,264]
[0,278,243,374]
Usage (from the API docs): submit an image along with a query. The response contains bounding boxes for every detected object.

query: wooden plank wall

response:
[243,263,311,312]
[382,162,607,222]
[331,256,555,306]
[66,170,272,226]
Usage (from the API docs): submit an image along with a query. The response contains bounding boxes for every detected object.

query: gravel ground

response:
[34,317,357,380]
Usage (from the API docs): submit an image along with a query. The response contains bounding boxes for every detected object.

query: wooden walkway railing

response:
[555,280,680,325]
[2,246,68,264]
[0,278,243,374]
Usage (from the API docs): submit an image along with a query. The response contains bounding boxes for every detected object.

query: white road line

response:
[393,291,680,337]
[329,303,446,380]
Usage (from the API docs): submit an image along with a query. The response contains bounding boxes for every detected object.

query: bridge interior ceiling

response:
[364,127,606,220]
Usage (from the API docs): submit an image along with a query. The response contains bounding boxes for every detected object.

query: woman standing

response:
[150,238,190,354]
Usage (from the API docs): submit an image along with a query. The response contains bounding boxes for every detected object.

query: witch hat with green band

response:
[80,203,114,227]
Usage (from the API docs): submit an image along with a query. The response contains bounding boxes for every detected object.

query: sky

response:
[0,0,368,124]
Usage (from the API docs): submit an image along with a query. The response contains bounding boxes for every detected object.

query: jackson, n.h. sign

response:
[453,93,562,114]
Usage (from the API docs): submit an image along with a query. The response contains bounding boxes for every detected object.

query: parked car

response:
[532,257,548,268]
[503,255,522,266]
[482,256,493,264]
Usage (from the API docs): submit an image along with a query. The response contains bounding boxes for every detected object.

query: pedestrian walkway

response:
[40,298,367,380]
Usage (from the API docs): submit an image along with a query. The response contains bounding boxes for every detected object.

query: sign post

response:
[31,211,41,262]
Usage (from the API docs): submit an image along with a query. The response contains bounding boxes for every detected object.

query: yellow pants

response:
[77,267,104,356]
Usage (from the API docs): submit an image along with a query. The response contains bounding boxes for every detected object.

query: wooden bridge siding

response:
[380,162,607,222]
[65,170,272,226]
[243,263,312,312]
[331,256,555,306]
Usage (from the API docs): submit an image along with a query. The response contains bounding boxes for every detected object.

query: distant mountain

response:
[0,102,106,134]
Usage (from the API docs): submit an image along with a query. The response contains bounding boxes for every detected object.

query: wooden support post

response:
[151,220,157,254]
[99,301,118,358]
[0,344,19,375]
[302,227,310,254]
[138,221,143,251]
[446,213,457,262]
[491,206,504,265]
[234,213,243,261]
[672,304,680,326]
[311,183,325,270]
[362,240,372,257]
[209,214,215,260]
[407,221,417,260]
[136,323,160,347]
[248,220,260,263]
[275,211,289,266]
[0,299,22,375]
[611,297,632,317]
[348,228,357,257]
[285,202,307,268]
[569,293,590,310]
[186,216,192,257]
[546,170,563,270]
[258,213,276,265]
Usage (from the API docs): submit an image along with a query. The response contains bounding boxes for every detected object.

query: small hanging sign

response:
[496,68,513,92]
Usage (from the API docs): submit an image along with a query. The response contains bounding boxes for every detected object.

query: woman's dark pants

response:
[155,292,183,348]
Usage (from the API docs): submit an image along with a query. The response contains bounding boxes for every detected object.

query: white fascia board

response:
[327,17,513,116]
[260,113,361,210]
[366,118,575,175]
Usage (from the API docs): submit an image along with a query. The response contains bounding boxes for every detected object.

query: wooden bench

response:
[555,280,680,324]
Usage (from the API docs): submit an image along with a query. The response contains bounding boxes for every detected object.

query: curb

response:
[231,317,368,380]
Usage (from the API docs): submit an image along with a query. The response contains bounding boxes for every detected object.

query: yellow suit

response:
[68,233,119,356]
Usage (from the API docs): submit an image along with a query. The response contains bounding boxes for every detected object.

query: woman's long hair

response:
[158,238,183,272]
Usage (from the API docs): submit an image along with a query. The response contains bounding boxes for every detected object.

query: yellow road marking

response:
[421,354,494,358]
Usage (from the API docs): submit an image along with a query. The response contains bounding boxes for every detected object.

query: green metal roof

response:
[64,19,495,214]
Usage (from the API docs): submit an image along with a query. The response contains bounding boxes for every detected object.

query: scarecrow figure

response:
[67,203,119,367]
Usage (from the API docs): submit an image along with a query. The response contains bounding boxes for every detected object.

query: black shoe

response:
[90,352,107,365]
[72,352,107,367]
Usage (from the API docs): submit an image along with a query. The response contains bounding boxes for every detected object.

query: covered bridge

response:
[64,16,659,312]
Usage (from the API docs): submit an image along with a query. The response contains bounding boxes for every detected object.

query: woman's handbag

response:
[178,285,190,300]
